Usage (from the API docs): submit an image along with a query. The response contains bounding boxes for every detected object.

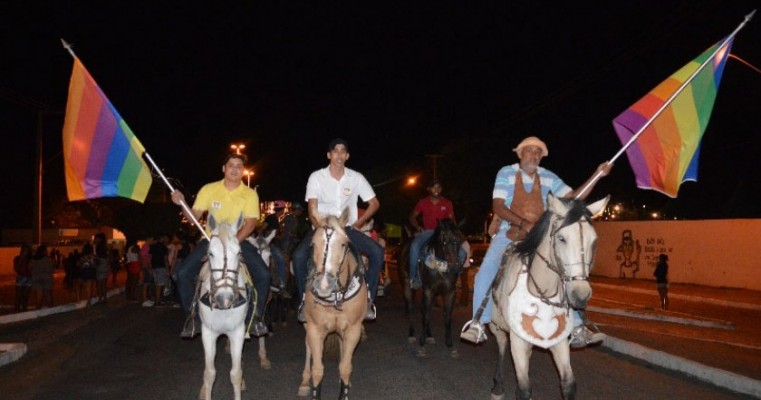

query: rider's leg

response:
[241,241,272,337]
[270,244,287,290]
[175,239,208,316]
[293,231,315,323]
[460,233,510,343]
[346,227,384,320]
[408,230,433,289]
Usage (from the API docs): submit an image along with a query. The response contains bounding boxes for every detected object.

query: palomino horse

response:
[400,219,464,357]
[197,214,249,400]
[298,210,367,400]
[247,230,277,370]
[489,193,608,400]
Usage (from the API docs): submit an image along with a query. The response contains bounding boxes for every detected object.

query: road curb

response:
[603,335,761,398]
[0,343,27,367]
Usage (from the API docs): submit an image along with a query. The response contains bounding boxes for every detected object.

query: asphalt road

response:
[0,275,755,400]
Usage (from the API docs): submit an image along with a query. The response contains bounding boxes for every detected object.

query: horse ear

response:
[208,214,218,233]
[339,207,350,227]
[265,228,276,243]
[586,195,610,219]
[546,192,565,214]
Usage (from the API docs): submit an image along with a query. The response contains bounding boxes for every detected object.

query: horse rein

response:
[528,214,593,309]
[206,235,245,310]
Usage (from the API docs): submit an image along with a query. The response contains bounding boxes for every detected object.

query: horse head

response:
[206,213,245,309]
[249,229,276,271]
[310,208,352,299]
[517,193,609,309]
[425,218,464,271]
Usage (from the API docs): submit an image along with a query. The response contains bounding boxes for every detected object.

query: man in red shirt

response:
[408,180,463,289]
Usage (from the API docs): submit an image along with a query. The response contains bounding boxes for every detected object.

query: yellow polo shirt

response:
[193,180,260,233]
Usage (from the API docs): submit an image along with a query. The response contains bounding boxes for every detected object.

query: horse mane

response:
[424,218,460,254]
[515,198,593,266]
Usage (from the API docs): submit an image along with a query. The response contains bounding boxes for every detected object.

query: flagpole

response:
[574,9,755,200]
[60,38,210,242]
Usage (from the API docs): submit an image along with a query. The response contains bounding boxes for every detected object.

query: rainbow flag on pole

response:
[612,38,734,198]
[62,57,153,202]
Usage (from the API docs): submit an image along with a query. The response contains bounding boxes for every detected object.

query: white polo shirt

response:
[305,166,376,226]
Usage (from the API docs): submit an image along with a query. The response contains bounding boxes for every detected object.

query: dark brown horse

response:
[298,210,367,400]
[399,219,464,357]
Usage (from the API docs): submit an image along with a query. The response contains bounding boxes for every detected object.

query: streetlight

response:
[230,143,246,155]
[244,169,254,187]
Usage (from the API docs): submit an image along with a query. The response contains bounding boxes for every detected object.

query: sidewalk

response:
[588,275,761,397]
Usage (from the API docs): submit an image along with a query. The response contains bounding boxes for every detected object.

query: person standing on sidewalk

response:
[654,254,669,310]
[460,136,612,348]
[13,244,32,312]
[171,152,270,339]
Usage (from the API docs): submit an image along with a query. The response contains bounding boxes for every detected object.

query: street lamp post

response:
[230,143,246,155]
[244,169,254,187]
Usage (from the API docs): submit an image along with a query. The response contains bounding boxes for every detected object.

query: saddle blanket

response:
[507,270,574,349]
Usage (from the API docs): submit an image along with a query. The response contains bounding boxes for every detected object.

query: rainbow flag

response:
[62,57,153,203]
[612,37,734,198]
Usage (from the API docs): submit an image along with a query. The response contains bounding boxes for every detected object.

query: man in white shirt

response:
[293,138,384,322]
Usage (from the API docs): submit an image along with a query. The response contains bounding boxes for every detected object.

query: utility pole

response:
[424,154,443,180]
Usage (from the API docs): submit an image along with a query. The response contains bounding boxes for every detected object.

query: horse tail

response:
[323,332,341,361]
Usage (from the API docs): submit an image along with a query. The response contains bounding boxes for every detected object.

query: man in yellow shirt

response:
[171,153,270,339]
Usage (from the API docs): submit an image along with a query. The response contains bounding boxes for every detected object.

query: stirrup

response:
[569,325,606,349]
[460,320,487,344]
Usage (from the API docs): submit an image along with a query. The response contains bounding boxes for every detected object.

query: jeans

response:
[175,239,271,321]
[293,227,384,303]
[270,243,287,286]
[471,228,583,325]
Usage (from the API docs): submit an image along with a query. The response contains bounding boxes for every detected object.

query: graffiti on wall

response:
[614,229,673,279]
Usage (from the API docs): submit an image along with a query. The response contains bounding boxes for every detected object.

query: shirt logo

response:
[212,201,221,210]
[343,187,352,196]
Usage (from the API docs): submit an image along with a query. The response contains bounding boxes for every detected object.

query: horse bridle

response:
[207,234,244,310]
[310,225,359,310]
[528,214,593,308]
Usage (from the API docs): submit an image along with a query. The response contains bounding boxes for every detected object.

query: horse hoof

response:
[426,337,436,344]
[450,349,459,358]
[408,336,417,344]
[490,393,505,400]
[260,359,271,370]
[297,385,310,397]
[416,349,427,358]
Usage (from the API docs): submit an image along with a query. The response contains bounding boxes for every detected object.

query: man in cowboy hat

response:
[461,136,612,348]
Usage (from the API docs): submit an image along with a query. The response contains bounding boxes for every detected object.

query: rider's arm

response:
[236,218,258,243]
[353,197,379,230]
[492,198,531,232]
[565,162,612,200]
[307,198,320,228]
[408,209,422,232]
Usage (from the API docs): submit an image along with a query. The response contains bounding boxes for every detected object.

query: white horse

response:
[490,194,609,400]
[246,229,277,370]
[198,214,249,400]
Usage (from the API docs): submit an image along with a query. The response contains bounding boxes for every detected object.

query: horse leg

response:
[298,335,312,397]
[509,331,533,400]
[423,290,435,344]
[443,290,458,358]
[338,324,362,400]
[417,290,432,357]
[258,336,271,369]
[306,327,326,399]
[490,325,509,400]
[550,341,576,399]
[229,327,246,400]
[199,327,219,400]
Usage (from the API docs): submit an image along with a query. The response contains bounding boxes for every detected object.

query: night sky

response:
[2,1,759,234]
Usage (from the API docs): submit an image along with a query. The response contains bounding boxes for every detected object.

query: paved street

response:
[1,267,759,399]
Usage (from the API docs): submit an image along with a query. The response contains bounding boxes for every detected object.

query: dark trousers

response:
[175,239,271,320]
[293,227,384,303]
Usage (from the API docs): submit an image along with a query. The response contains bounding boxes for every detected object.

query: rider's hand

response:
[170,190,185,206]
